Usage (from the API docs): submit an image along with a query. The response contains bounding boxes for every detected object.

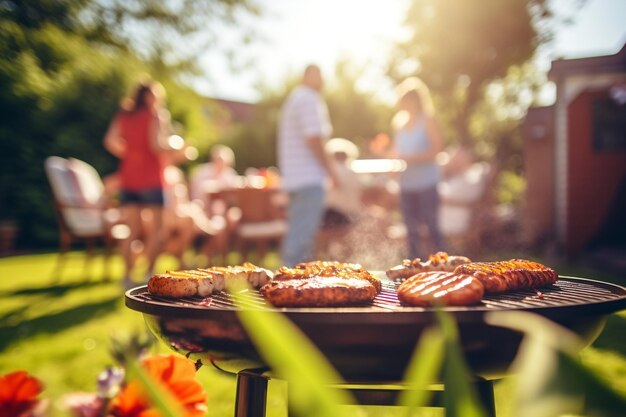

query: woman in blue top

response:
[392,77,446,259]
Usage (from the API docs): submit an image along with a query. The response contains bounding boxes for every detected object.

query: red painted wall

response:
[566,89,626,255]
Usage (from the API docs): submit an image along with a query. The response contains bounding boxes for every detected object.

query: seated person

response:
[189,144,239,202]
[322,138,363,228]
[162,163,227,268]
[110,140,225,269]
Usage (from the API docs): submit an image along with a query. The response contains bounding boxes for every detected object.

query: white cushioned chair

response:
[44,156,117,279]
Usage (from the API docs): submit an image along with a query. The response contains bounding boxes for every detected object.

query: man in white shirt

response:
[278,64,337,266]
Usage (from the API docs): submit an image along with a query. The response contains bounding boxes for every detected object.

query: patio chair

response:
[44,156,118,279]
[232,185,287,264]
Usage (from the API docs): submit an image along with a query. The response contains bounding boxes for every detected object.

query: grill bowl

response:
[126,276,626,381]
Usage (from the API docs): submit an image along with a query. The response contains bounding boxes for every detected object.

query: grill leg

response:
[234,370,269,417]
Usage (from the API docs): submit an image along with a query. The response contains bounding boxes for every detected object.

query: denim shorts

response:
[119,188,165,206]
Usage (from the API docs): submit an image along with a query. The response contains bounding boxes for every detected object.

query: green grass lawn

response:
[0,251,624,417]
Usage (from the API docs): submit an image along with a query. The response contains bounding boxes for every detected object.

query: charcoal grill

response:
[125,275,626,416]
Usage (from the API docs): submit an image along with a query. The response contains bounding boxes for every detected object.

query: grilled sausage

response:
[454,259,558,294]
[397,271,484,307]
[386,252,472,280]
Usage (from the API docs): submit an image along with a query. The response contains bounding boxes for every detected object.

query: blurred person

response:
[189,144,239,201]
[254,166,281,189]
[322,138,362,227]
[162,160,225,269]
[103,79,172,287]
[189,144,240,261]
[277,64,338,266]
[368,132,392,157]
[101,140,226,271]
[391,77,446,259]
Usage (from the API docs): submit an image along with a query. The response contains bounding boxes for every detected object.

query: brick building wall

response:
[566,89,626,254]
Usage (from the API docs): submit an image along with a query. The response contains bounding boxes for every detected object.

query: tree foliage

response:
[386,0,590,210]
[388,0,560,148]
[326,60,394,150]
[227,91,285,172]
[0,22,142,244]
[0,0,258,248]
[2,0,260,66]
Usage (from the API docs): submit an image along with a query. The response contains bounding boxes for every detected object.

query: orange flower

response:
[109,354,207,417]
[0,371,44,417]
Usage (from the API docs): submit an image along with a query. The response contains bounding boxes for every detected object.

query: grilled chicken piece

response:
[386,252,472,280]
[148,269,225,298]
[454,259,557,294]
[199,262,272,291]
[396,271,484,307]
[148,263,272,298]
[276,260,382,293]
[261,276,378,307]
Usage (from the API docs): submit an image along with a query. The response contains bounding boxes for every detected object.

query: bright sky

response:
[193,0,626,103]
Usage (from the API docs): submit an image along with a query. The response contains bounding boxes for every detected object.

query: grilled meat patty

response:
[454,259,557,293]
[148,262,272,298]
[386,252,472,280]
[396,271,484,307]
[276,260,382,293]
[261,260,381,307]
[260,276,379,307]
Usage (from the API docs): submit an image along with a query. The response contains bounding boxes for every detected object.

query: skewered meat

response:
[148,262,272,298]
[386,252,472,280]
[454,259,557,294]
[396,271,484,307]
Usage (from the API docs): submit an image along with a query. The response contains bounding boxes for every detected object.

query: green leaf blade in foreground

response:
[558,352,626,417]
[396,326,445,416]
[232,290,355,417]
[486,310,626,417]
[436,309,488,417]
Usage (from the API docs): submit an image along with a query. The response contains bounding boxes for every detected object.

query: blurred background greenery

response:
[0,0,582,250]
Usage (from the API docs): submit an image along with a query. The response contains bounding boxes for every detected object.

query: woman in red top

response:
[104,80,170,287]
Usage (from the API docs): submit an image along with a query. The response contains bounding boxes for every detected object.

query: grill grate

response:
[128,277,626,314]
[125,276,626,381]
